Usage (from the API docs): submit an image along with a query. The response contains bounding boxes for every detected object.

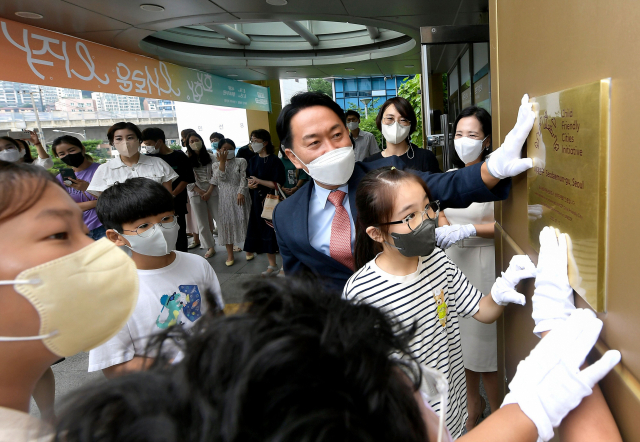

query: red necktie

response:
[327,190,354,271]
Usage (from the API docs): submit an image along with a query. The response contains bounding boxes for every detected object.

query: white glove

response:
[532,227,575,337]
[528,204,544,221]
[502,309,621,441]
[491,255,536,306]
[487,94,535,179]
[435,224,476,249]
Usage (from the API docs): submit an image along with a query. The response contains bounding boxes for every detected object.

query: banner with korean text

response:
[0,18,271,112]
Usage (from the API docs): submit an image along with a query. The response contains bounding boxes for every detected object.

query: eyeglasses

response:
[122,215,178,237]
[376,201,440,231]
[382,116,412,127]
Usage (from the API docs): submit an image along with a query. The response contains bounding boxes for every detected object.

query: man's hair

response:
[345,109,361,120]
[107,122,142,144]
[141,127,166,143]
[96,177,174,232]
[276,92,346,150]
[209,132,224,141]
[55,278,428,442]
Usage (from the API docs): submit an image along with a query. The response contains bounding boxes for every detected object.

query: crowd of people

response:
[0,92,624,442]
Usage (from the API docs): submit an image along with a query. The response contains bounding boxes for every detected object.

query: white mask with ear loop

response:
[118,221,179,257]
[290,146,355,186]
[454,136,488,164]
[0,147,23,162]
[381,121,411,144]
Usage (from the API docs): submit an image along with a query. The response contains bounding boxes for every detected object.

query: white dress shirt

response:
[352,129,380,161]
[87,154,178,196]
[308,182,356,257]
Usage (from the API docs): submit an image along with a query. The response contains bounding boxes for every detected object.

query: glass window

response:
[344,79,358,92]
[386,92,396,99]
[346,98,359,109]
[449,66,459,94]
[372,90,386,97]
[386,77,396,89]
[335,80,344,92]
[460,50,471,86]
[358,78,372,92]
[336,92,344,99]
[336,99,345,109]
[373,77,385,90]
[473,43,489,75]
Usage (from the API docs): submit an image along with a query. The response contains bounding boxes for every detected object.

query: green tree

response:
[397,74,424,148]
[307,78,333,96]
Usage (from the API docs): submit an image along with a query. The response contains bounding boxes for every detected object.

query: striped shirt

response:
[343,249,483,438]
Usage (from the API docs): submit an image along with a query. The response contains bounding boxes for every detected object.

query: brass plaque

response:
[527,79,610,312]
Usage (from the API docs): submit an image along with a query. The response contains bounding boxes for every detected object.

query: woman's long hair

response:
[185,132,212,168]
[354,167,433,269]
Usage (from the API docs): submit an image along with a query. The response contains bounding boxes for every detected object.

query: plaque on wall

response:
[527,79,610,312]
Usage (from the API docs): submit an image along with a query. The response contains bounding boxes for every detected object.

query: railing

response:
[0,110,177,123]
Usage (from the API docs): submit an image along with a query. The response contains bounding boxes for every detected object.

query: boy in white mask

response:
[90,177,224,378]
[87,122,178,197]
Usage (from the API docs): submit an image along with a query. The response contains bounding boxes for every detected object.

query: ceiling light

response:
[286,70,297,74]
[344,68,354,71]
[266,0,288,5]
[404,65,414,68]
[140,4,165,12]
[15,11,43,19]
[228,74,238,77]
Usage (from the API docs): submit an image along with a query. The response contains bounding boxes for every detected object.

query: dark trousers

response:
[176,213,188,252]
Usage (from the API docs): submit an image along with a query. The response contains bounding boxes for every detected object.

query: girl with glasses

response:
[343,166,536,438]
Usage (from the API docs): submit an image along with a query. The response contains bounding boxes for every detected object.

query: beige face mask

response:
[114,140,140,157]
[0,239,139,357]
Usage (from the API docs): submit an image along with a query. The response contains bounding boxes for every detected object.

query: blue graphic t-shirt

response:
[88,251,224,372]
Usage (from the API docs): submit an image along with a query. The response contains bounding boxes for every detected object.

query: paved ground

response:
[29,242,281,418]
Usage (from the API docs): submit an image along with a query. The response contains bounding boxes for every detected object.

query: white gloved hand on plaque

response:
[487,94,536,179]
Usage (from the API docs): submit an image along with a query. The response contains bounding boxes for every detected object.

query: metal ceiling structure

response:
[0,0,488,80]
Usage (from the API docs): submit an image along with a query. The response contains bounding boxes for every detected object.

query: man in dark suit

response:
[273,92,534,290]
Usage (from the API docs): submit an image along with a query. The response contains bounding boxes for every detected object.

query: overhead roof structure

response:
[0,0,488,80]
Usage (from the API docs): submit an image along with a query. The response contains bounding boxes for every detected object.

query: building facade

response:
[332,75,413,112]
[91,92,142,112]
[54,98,97,112]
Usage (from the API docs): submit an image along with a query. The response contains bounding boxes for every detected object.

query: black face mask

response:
[385,212,438,257]
[60,151,85,168]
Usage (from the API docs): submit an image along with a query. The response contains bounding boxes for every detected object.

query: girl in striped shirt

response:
[343,166,535,438]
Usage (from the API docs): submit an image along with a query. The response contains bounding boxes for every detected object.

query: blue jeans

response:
[88,225,107,241]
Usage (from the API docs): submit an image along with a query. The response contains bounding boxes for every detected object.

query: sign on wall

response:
[0,18,270,112]
[527,79,611,312]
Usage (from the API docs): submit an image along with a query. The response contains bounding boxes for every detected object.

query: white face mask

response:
[382,121,411,145]
[115,140,139,157]
[251,142,265,153]
[453,136,488,164]
[0,239,138,357]
[120,221,179,257]
[0,147,22,162]
[346,121,359,131]
[225,149,235,159]
[141,142,159,155]
[290,146,355,186]
[190,141,203,152]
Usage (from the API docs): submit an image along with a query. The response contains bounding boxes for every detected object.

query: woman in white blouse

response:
[0,130,53,169]
[87,122,177,197]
